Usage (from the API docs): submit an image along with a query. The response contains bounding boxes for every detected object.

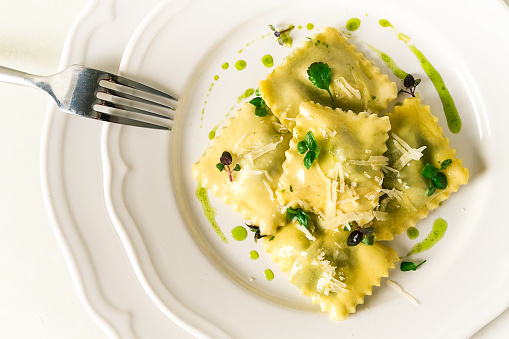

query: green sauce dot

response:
[221,62,229,70]
[237,88,255,103]
[264,269,274,281]
[235,60,247,70]
[406,227,419,239]
[261,54,274,68]
[208,130,215,140]
[379,19,392,27]
[231,226,247,241]
[306,23,314,30]
[249,250,259,260]
[346,18,361,31]
[213,75,219,81]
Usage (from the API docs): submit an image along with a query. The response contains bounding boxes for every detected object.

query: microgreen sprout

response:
[398,74,421,97]
[246,224,266,242]
[297,131,321,169]
[307,62,334,101]
[216,151,241,182]
[347,225,375,247]
[269,24,295,47]
[286,207,310,230]
[400,260,426,272]
[421,159,452,196]
[249,96,269,117]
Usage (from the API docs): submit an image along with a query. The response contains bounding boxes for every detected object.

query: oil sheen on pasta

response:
[379,19,462,133]
[195,181,228,243]
[406,218,448,256]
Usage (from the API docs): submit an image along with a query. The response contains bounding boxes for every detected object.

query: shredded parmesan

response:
[349,156,389,169]
[386,279,419,305]
[334,77,361,100]
[295,223,316,241]
[313,251,348,295]
[391,133,426,170]
[244,136,283,164]
[263,181,275,201]
[242,169,273,182]
[233,133,249,152]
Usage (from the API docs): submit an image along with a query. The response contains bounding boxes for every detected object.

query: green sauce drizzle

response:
[231,226,248,241]
[221,62,229,70]
[379,19,392,28]
[213,75,219,81]
[208,125,218,140]
[306,23,314,30]
[407,45,462,133]
[367,45,408,79]
[406,218,447,256]
[379,19,462,133]
[262,54,274,68]
[264,269,274,281]
[237,88,255,103]
[249,250,259,260]
[195,182,227,243]
[235,60,247,71]
[346,18,361,31]
[406,227,419,240]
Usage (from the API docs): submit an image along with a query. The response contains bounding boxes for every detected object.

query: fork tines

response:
[94,74,177,130]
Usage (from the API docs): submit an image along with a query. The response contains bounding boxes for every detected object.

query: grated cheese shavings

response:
[391,133,426,170]
[386,279,419,306]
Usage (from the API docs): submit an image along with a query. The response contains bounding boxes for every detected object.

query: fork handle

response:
[0,65,38,88]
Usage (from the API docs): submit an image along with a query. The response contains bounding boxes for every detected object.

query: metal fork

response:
[0,64,177,130]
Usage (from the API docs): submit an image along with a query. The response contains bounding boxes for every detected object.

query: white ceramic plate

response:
[41,0,196,337]
[78,0,509,338]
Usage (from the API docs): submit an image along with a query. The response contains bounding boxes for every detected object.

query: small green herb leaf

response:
[269,24,295,47]
[422,163,439,179]
[307,62,334,101]
[304,131,318,151]
[286,208,311,229]
[216,163,224,171]
[400,260,426,272]
[249,97,265,107]
[297,141,308,154]
[440,159,452,170]
[303,150,316,169]
[361,234,375,246]
[255,106,269,117]
[432,171,448,189]
[233,164,241,171]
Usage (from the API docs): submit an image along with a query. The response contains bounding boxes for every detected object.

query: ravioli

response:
[371,98,469,240]
[277,101,391,229]
[192,103,292,235]
[259,26,397,131]
[264,219,398,320]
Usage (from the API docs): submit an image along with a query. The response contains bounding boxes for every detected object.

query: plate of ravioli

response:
[101,0,509,338]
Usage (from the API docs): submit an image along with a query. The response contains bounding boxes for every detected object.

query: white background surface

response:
[0,0,508,338]
[0,0,106,338]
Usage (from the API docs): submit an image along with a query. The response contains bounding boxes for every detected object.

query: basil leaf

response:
[297,140,308,154]
[304,131,318,151]
[255,106,269,117]
[303,150,316,169]
[249,97,265,107]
